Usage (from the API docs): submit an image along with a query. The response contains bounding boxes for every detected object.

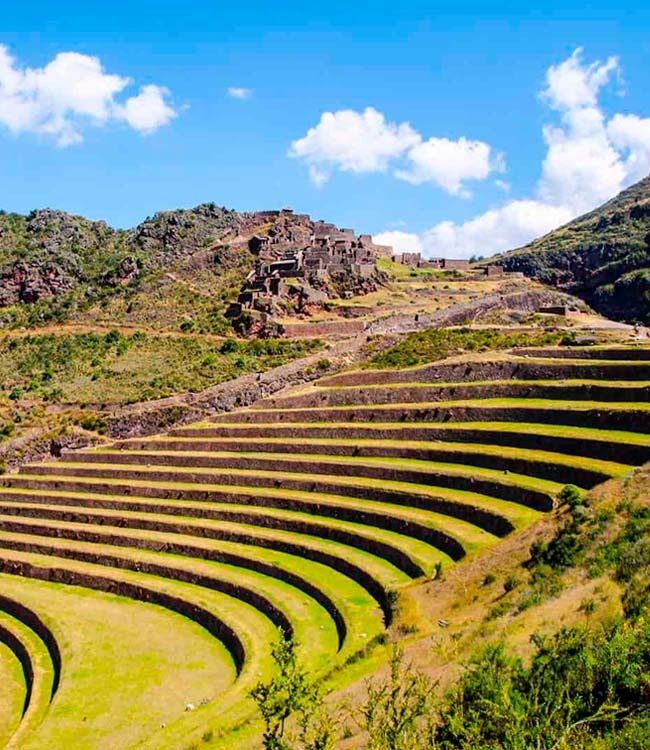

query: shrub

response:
[558,484,584,509]
[358,648,436,750]
[435,619,650,749]
[220,339,239,354]
[249,630,332,750]
[503,575,520,593]
[77,415,106,433]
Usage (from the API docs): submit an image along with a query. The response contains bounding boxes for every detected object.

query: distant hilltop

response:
[493,173,650,325]
[0,204,392,311]
[0,203,394,333]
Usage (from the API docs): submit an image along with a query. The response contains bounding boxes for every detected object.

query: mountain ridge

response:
[496,174,650,323]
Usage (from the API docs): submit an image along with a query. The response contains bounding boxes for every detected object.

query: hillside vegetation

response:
[0,330,323,472]
[496,175,650,324]
[0,204,257,332]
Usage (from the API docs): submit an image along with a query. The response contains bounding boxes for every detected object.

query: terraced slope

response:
[0,344,649,748]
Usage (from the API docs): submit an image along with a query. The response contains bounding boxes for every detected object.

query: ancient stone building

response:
[392,253,470,271]
[231,213,390,321]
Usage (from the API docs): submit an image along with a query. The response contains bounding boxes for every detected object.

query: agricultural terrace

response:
[1,337,649,748]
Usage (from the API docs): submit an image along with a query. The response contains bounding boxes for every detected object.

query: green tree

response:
[358,647,436,750]
[250,630,332,750]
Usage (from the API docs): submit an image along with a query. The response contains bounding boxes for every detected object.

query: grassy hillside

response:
[322,467,650,750]
[496,175,650,324]
[0,330,323,471]
[0,205,259,333]
[0,338,646,749]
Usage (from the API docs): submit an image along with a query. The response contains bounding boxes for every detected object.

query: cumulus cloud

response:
[538,47,626,214]
[289,107,420,186]
[421,200,573,258]
[227,86,252,100]
[372,230,423,254]
[116,85,177,134]
[376,48,650,258]
[607,113,650,183]
[289,106,496,194]
[542,47,619,111]
[0,44,177,146]
[395,137,496,196]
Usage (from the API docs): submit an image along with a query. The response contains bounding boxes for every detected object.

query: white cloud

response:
[372,230,423,254]
[376,48,650,258]
[289,107,420,185]
[289,106,498,195]
[421,200,573,258]
[227,86,252,100]
[116,85,177,133]
[395,136,496,196]
[0,44,177,146]
[542,47,619,111]
[538,48,626,214]
[607,113,650,183]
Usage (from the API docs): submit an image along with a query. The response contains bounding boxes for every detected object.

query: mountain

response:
[0,205,390,333]
[496,175,650,323]
[0,203,244,307]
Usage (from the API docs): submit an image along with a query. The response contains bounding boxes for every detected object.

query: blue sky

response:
[1,2,650,256]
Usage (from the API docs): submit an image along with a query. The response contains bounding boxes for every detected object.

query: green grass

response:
[0,607,56,750]
[362,328,570,369]
[126,438,631,479]
[183,418,650,451]
[326,356,650,385]
[0,513,387,658]
[24,455,549,525]
[0,331,324,405]
[0,485,446,577]
[242,397,650,414]
[7,468,510,553]
[0,561,269,750]
[69,449,565,497]
[4,339,649,749]
[0,499,411,586]
[306,377,650,393]
[0,530,348,665]
[0,618,30,748]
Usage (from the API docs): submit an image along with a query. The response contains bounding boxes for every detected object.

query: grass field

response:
[0,342,649,748]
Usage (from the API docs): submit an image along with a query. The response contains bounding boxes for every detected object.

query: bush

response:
[435,619,650,749]
[503,575,520,593]
[358,648,436,750]
[558,484,584,509]
[220,339,239,354]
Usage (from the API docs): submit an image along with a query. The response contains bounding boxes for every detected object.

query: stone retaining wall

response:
[0,557,247,674]
[173,424,650,466]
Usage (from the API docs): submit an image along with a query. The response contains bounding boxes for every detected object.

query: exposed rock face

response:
[128,204,242,267]
[0,205,269,313]
[495,174,650,324]
[0,208,126,306]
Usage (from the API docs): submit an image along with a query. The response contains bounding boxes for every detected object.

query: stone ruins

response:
[391,252,471,271]
[228,209,392,322]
